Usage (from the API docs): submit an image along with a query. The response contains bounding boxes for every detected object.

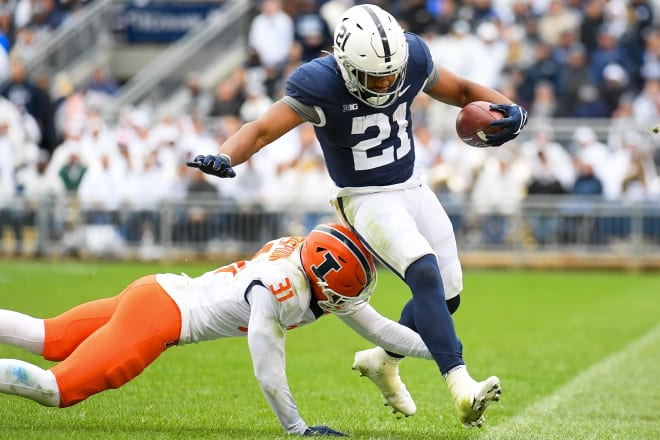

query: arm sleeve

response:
[338,304,432,360]
[247,286,308,435]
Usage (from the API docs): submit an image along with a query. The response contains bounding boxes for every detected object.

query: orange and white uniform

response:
[5,236,430,435]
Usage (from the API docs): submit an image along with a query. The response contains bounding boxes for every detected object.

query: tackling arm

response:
[247,286,308,435]
[338,304,432,360]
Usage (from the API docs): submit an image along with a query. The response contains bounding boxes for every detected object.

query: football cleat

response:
[446,368,501,428]
[352,347,416,416]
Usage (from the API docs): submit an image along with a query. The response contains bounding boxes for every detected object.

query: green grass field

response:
[1,261,659,439]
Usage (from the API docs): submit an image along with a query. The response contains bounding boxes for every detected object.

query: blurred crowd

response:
[1,0,660,254]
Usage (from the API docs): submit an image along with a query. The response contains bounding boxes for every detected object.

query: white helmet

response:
[333,4,408,108]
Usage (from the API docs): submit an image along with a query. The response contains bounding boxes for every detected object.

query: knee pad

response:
[405,254,442,291]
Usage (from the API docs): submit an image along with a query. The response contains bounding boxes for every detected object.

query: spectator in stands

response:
[640,27,660,88]
[426,19,477,80]
[536,0,581,47]
[464,0,501,30]
[29,0,68,32]
[178,165,221,251]
[611,131,660,202]
[399,0,436,35]
[77,153,122,225]
[572,158,603,196]
[1,57,54,153]
[0,113,22,255]
[119,150,169,245]
[239,80,273,123]
[467,21,508,89]
[13,0,32,30]
[50,71,83,144]
[181,72,212,121]
[56,151,87,195]
[47,116,90,180]
[599,63,631,117]
[517,41,561,110]
[0,10,10,82]
[264,123,334,235]
[15,149,66,253]
[632,77,660,127]
[521,124,575,194]
[208,77,245,118]
[247,0,294,99]
[529,80,558,119]
[570,126,615,198]
[34,71,57,152]
[470,150,529,246]
[556,43,602,118]
[580,0,605,54]
[292,0,332,63]
[0,6,14,47]
[589,26,634,90]
[319,0,353,30]
[86,64,119,97]
[9,25,39,61]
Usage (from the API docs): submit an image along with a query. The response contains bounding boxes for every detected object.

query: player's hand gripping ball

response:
[455,101,503,148]
[456,101,528,148]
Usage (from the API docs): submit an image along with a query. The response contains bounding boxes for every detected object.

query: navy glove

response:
[486,104,528,147]
[186,154,236,178]
[303,425,348,436]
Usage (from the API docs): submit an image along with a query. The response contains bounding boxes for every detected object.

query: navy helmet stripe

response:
[316,225,372,281]
[361,5,391,63]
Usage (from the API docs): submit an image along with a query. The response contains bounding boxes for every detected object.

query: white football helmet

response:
[333,4,409,108]
[300,223,377,315]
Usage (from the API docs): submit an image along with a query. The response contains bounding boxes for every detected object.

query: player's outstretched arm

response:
[186,101,304,178]
[338,303,431,360]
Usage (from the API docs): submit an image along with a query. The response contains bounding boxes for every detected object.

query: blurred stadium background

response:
[0,0,659,269]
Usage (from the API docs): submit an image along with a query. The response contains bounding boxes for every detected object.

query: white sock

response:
[444,365,476,400]
[0,310,45,355]
[0,358,60,406]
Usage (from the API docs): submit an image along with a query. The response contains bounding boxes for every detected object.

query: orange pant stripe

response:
[49,275,182,407]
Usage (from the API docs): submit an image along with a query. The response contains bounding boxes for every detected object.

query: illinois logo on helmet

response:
[300,223,377,315]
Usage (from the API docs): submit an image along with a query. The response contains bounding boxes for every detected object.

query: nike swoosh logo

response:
[398,85,411,97]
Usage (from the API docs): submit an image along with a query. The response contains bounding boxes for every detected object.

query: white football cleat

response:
[445,366,501,428]
[352,347,416,416]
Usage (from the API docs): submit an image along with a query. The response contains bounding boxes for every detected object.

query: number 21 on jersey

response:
[351,102,411,170]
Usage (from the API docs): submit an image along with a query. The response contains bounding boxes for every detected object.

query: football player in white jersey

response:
[0,224,433,437]
[187,4,520,428]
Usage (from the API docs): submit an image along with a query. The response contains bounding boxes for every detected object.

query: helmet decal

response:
[313,224,373,283]
[310,251,341,281]
[362,5,391,64]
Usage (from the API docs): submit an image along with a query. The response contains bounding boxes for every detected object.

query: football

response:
[455,101,503,148]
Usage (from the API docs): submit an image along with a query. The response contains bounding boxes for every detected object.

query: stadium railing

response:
[2,196,659,269]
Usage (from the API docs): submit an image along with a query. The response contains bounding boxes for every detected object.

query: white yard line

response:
[481,323,660,440]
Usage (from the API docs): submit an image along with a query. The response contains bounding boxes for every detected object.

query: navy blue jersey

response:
[285,33,434,187]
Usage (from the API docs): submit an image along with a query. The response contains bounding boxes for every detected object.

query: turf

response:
[1,261,659,439]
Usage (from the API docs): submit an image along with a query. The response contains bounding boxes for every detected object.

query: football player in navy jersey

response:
[188,4,527,428]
